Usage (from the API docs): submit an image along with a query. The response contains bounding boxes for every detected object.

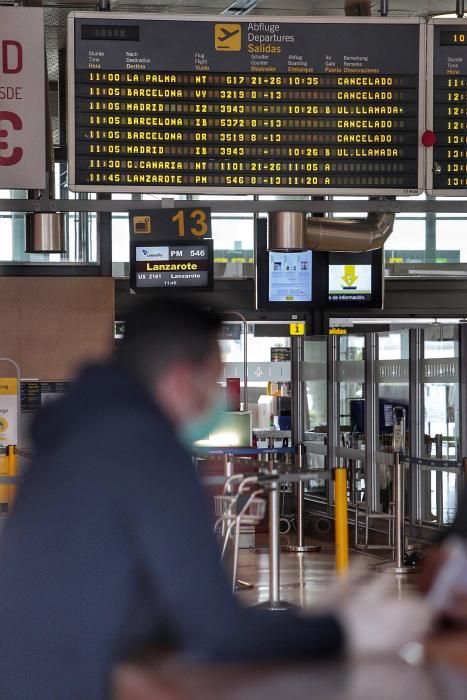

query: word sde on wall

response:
[68,14,425,196]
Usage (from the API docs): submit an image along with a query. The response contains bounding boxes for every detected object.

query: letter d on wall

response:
[2,40,22,73]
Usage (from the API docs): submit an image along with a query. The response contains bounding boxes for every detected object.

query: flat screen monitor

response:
[256,219,326,311]
[327,251,383,309]
[194,411,252,448]
[328,263,372,301]
[130,238,213,292]
[268,250,313,303]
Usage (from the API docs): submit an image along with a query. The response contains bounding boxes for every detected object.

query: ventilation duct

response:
[25,212,65,256]
[268,211,395,253]
[25,213,66,254]
[266,0,396,254]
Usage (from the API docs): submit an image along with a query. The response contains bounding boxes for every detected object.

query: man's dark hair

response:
[116,297,222,385]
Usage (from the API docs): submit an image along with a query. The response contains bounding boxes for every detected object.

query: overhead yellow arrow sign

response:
[342,265,358,287]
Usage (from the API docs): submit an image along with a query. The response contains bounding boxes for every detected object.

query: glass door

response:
[376,331,410,513]
[336,335,366,506]
[219,322,292,445]
[419,325,459,526]
[302,337,328,502]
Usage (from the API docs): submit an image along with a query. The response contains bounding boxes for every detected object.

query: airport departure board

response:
[68,14,425,195]
[428,20,467,195]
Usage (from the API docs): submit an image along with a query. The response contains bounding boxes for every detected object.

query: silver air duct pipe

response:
[267,1,397,255]
[268,210,395,253]
[26,213,66,254]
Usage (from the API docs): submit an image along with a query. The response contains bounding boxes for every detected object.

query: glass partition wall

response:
[300,326,465,544]
[376,331,410,514]
[302,338,328,503]
[220,323,292,437]
[336,335,366,507]
[419,325,460,527]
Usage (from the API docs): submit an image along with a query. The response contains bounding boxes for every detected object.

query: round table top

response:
[114,632,467,700]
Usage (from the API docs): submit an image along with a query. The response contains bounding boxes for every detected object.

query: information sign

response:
[68,14,425,195]
[0,8,46,189]
[0,379,18,445]
[428,19,467,194]
[130,238,213,291]
[20,381,70,412]
[129,207,211,239]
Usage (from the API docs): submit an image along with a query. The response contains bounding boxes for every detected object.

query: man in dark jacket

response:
[0,298,430,699]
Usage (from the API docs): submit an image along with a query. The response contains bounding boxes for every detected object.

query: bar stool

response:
[214,474,266,593]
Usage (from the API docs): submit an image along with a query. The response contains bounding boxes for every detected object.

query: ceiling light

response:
[222,0,258,15]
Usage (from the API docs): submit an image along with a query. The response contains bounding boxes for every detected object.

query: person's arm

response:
[418,490,467,595]
[124,434,344,662]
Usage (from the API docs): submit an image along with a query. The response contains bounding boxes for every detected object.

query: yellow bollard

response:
[335,467,349,575]
[0,449,8,511]
[0,448,7,477]
[6,445,17,509]
[7,445,17,477]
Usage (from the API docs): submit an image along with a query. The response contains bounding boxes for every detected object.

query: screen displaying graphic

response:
[327,250,383,308]
[328,263,372,302]
[68,13,424,195]
[131,239,213,290]
[268,250,312,302]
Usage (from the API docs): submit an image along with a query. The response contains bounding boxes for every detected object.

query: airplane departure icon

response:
[214,23,241,51]
[218,27,239,42]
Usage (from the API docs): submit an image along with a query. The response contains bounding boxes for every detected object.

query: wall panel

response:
[0,278,114,380]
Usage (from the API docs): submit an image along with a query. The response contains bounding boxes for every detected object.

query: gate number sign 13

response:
[171,209,209,238]
[130,207,211,241]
